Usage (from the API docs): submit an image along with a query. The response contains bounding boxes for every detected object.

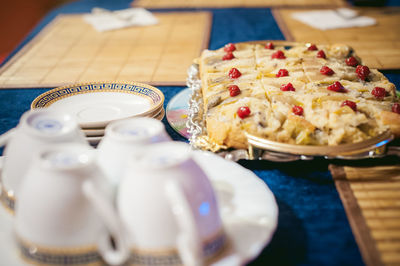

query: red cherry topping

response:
[345,56,358,67]
[317,50,326,59]
[308,44,318,51]
[280,83,295,91]
[320,66,335,76]
[228,85,241,97]
[237,106,251,119]
[356,65,370,81]
[341,100,357,111]
[392,103,400,114]
[224,43,236,52]
[276,69,289,77]
[271,50,286,59]
[222,52,235,60]
[228,68,242,79]
[327,81,347,93]
[371,87,387,99]
[292,105,304,116]
[265,42,274,49]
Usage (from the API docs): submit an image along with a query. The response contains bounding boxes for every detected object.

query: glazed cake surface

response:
[198,42,400,149]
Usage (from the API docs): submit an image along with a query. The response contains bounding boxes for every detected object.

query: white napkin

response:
[83,7,158,32]
[291,8,376,30]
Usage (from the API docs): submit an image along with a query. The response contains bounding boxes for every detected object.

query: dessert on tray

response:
[196,41,400,150]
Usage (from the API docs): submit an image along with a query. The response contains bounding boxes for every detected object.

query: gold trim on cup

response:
[17,236,102,266]
[129,229,227,265]
[0,183,15,214]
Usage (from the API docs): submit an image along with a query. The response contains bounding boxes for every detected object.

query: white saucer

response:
[153,107,165,121]
[0,151,278,265]
[31,82,164,129]
[83,108,166,143]
[83,128,105,137]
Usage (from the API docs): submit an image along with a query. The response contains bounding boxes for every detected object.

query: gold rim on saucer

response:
[83,108,165,140]
[154,107,165,121]
[31,81,165,128]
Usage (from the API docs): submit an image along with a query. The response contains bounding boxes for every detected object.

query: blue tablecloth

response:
[1,1,399,265]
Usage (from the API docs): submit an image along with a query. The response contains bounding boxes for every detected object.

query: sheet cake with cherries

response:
[197,41,400,150]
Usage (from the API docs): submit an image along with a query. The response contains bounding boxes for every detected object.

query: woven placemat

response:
[330,162,400,266]
[0,12,212,89]
[273,7,400,69]
[132,0,346,8]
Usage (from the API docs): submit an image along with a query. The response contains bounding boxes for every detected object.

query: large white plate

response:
[193,151,278,265]
[31,82,164,129]
[0,151,278,265]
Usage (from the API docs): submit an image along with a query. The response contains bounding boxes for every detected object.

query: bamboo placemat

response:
[330,163,400,266]
[0,12,212,89]
[273,8,400,69]
[132,0,346,8]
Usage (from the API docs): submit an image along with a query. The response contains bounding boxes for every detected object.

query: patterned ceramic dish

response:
[31,82,164,128]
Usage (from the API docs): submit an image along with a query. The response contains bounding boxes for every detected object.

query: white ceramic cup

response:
[14,143,128,265]
[97,117,171,188]
[117,142,226,266]
[0,109,88,211]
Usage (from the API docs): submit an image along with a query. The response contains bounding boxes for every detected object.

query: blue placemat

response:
[1,1,400,265]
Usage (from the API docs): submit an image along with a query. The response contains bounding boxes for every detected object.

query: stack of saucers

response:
[31,82,165,145]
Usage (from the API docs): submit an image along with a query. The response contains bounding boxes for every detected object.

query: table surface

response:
[1,0,399,265]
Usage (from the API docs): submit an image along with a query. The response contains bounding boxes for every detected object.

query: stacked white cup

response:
[15,143,128,266]
[117,141,226,266]
[96,117,171,189]
[0,109,88,212]
[97,118,226,265]
[0,112,227,266]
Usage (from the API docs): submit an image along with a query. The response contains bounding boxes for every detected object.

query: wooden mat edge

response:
[329,164,384,266]
[0,81,187,89]
[271,8,400,70]
[0,14,69,89]
[271,8,295,41]
[0,12,212,89]
[201,12,212,57]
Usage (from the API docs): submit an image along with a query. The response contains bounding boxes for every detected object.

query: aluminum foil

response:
[186,64,294,161]
[186,64,249,161]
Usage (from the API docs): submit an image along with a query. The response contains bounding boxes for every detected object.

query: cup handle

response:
[0,128,16,147]
[82,180,129,266]
[165,179,203,266]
